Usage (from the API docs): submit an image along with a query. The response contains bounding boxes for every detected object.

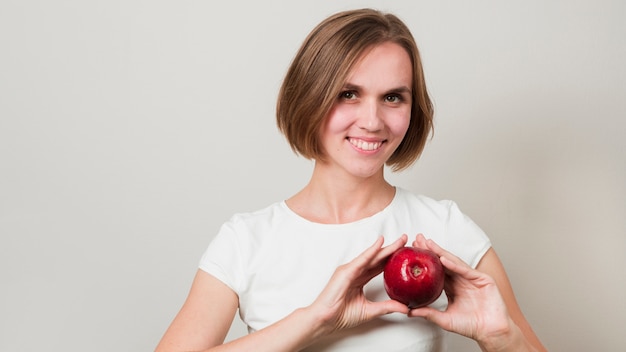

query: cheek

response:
[388,110,411,137]
[323,106,354,134]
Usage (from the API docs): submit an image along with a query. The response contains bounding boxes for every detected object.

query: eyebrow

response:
[343,83,412,95]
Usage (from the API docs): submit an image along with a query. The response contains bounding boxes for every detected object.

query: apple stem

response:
[412,266,423,277]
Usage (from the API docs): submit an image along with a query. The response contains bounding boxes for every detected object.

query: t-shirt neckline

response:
[279,187,402,227]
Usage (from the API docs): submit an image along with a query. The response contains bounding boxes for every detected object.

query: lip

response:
[347,137,386,152]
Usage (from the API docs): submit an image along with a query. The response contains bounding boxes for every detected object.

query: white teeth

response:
[349,138,382,151]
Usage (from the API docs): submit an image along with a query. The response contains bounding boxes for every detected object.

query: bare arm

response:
[475,248,547,352]
[155,270,325,352]
[156,235,410,352]
[155,270,238,351]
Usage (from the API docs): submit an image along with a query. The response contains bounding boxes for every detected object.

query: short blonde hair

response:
[276,8,433,171]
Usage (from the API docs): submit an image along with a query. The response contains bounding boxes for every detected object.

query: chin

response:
[350,165,386,179]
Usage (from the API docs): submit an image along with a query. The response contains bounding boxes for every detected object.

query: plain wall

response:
[1,0,624,351]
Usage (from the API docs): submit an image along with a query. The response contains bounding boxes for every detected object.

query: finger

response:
[368,299,410,317]
[422,238,469,269]
[412,233,427,248]
[412,238,479,283]
[325,237,385,289]
[439,255,481,281]
[387,233,409,249]
[360,235,408,283]
[373,234,407,263]
[407,305,436,318]
[348,235,411,286]
[413,236,456,265]
[407,306,451,330]
[347,236,386,271]
[422,237,447,255]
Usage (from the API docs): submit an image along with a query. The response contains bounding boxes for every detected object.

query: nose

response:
[357,99,383,132]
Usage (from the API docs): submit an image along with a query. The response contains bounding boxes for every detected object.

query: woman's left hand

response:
[408,234,515,345]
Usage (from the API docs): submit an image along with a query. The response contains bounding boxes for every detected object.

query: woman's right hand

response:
[157,235,411,352]
[308,235,410,334]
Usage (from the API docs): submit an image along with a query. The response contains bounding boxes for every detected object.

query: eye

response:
[339,90,357,100]
[384,94,403,103]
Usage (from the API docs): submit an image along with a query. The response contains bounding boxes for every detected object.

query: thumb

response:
[408,306,450,330]
[369,299,410,317]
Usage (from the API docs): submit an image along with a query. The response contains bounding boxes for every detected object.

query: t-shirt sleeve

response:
[198,218,246,294]
[443,201,492,269]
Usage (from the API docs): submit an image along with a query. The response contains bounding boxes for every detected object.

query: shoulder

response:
[393,187,459,219]
[203,201,287,254]
[224,201,288,231]
[213,200,299,252]
[199,201,290,292]
[393,188,491,267]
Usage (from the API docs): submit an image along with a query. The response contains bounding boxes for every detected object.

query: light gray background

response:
[1,0,624,351]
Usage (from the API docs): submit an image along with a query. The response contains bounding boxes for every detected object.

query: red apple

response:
[383,246,445,308]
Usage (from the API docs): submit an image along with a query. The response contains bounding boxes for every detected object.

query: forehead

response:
[345,42,413,88]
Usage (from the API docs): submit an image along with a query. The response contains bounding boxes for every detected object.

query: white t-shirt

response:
[199,187,491,351]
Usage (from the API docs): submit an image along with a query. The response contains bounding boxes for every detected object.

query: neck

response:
[286,162,395,224]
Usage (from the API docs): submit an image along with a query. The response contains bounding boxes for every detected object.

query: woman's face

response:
[319,42,413,179]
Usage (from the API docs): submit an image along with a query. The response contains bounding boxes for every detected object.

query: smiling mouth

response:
[348,137,384,151]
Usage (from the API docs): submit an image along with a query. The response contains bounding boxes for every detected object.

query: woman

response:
[156,8,546,352]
